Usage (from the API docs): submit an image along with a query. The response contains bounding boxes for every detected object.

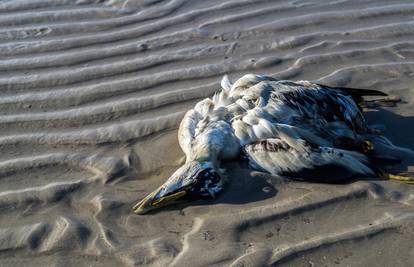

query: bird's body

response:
[133,74,406,214]
[180,74,376,180]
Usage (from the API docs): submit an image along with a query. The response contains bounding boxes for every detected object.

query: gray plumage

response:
[133,73,399,214]
[180,74,376,181]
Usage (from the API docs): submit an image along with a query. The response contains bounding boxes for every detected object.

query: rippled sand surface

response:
[1,0,414,266]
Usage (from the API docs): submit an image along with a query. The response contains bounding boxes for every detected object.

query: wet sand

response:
[1,0,414,266]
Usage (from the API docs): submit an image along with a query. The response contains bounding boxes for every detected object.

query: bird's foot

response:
[381,172,414,184]
[364,96,401,108]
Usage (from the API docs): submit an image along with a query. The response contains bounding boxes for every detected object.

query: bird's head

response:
[133,161,223,214]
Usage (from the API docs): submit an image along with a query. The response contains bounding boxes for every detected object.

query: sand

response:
[1,0,414,266]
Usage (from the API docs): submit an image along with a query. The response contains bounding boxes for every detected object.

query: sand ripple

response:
[1,0,414,266]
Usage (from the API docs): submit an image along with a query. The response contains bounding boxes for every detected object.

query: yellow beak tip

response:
[133,208,146,215]
[132,190,187,215]
[151,190,187,206]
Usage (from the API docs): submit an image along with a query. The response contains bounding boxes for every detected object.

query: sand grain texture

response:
[1,0,414,266]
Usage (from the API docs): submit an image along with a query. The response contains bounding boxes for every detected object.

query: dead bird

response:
[133,74,409,214]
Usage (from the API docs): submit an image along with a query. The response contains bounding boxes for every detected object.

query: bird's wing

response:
[270,81,369,134]
[244,138,374,183]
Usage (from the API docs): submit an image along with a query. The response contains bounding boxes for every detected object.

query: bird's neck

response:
[187,121,233,168]
[187,143,220,168]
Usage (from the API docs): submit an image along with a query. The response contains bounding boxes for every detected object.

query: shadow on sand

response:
[365,107,414,150]
[365,107,414,170]
[142,107,414,215]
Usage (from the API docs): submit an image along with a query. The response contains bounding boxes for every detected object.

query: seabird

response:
[133,74,410,214]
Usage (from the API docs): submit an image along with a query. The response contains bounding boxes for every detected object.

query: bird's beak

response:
[132,161,220,215]
[132,186,187,215]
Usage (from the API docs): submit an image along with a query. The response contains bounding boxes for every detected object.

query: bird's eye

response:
[210,172,220,183]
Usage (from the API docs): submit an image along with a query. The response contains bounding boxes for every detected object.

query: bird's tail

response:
[317,84,402,108]
[334,86,388,96]
[335,86,402,107]
[316,84,388,96]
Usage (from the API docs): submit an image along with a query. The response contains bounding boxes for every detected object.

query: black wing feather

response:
[316,84,388,96]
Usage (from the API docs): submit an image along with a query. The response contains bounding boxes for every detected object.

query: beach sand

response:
[1,0,414,266]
